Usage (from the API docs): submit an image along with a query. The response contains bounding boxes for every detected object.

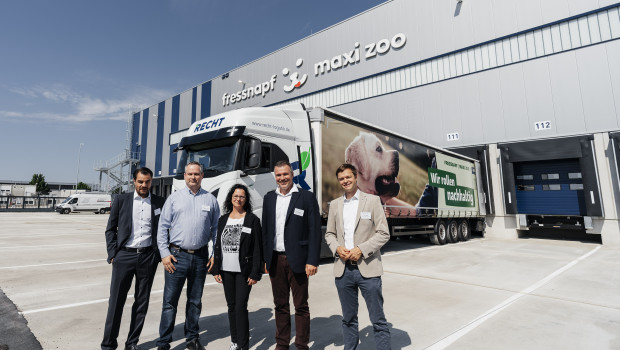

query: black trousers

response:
[221,270,253,350]
[101,249,158,350]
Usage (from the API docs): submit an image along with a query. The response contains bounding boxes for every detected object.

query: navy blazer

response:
[212,212,263,281]
[262,187,321,274]
[105,192,166,263]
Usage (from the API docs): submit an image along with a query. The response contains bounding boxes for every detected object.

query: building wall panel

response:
[515,0,544,34]
[477,70,507,143]
[500,64,530,140]
[439,79,463,147]
[161,98,172,177]
[576,44,618,131]
[522,58,556,136]
[179,90,193,130]
[548,51,585,134]
[605,40,620,126]
[459,74,484,145]
[145,106,157,171]
[541,0,570,24]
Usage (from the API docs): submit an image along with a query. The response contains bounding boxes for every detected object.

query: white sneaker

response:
[229,342,238,350]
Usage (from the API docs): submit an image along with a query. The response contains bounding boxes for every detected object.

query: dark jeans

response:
[221,270,253,350]
[101,249,158,350]
[335,265,390,350]
[269,254,310,350]
[156,248,208,347]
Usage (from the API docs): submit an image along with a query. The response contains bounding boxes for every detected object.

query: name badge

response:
[360,212,371,220]
[294,208,304,216]
[201,205,210,212]
[242,226,252,234]
[154,208,161,216]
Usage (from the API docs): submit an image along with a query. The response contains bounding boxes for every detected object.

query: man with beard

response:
[102,167,166,350]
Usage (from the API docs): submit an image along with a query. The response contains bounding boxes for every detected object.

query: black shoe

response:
[124,346,138,350]
[157,345,170,350]
[186,338,203,350]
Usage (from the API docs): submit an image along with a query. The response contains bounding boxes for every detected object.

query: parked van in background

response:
[55,193,111,214]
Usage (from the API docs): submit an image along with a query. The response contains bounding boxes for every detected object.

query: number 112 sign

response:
[534,121,551,131]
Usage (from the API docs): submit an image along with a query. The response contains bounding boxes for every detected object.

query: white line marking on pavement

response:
[425,245,602,350]
[19,281,220,315]
[382,238,482,258]
[0,259,105,270]
[0,242,100,250]
[0,232,102,238]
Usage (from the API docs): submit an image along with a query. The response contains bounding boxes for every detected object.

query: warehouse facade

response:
[131,0,620,245]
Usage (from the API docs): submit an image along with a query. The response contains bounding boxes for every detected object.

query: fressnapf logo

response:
[282,58,308,92]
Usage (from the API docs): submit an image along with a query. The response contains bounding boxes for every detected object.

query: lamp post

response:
[75,143,84,190]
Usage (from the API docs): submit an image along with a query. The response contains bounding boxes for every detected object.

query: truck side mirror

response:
[247,138,262,169]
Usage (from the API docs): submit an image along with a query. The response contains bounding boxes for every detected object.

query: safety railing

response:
[0,196,66,211]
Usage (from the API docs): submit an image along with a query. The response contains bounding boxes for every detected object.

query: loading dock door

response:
[514,159,585,215]
[499,136,602,217]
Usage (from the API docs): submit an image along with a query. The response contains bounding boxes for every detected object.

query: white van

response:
[56,193,112,214]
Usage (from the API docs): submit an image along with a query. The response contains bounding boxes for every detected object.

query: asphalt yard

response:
[0,212,619,349]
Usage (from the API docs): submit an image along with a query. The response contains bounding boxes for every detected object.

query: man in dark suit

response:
[262,160,321,350]
[101,167,166,350]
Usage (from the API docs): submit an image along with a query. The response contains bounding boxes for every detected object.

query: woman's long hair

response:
[222,184,252,214]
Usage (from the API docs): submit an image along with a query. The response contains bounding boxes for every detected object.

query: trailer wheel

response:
[62,208,70,214]
[431,220,448,245]
[458,219,471,241]
[447,220,459,243]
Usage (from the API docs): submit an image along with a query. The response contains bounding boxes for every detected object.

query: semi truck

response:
[172,104,486,250]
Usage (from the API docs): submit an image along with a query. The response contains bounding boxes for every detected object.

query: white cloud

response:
[2,84,173,123]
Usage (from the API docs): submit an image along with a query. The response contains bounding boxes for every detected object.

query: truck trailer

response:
[172,104,486,249]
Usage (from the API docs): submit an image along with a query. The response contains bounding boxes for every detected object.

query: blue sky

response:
[0,0,386,185]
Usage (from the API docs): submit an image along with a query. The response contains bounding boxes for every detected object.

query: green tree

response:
[29,173,50,195]
[77,182,91,191]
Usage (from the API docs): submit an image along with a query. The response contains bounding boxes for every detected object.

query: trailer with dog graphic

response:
[172,104,486,252]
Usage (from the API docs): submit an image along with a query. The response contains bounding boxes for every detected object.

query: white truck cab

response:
[172,104,315,219]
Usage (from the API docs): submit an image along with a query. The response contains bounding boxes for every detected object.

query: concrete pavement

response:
[0,212,618,349]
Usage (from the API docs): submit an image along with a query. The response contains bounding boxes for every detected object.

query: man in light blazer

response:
[325,163,391,350]
[262,160,321,350]
[102,167,166,350]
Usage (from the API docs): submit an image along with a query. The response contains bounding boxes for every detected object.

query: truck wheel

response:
[458,219,471,241]
[431,220,448,245]
[447,220,459,243]
[99,208,106,214]
[63,208,70,214]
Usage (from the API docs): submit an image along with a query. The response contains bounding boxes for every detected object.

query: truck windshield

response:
[177,137,240,178]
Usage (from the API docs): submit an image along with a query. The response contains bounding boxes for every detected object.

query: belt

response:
[273,250,286,256]
[121,246,152,253]
[346,260,358,266]
[170,243,204,254]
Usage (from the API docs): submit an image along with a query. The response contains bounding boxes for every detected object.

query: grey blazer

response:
[325,191,390,278]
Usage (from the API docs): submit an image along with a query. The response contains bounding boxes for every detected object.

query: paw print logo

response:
[282,58,308,92]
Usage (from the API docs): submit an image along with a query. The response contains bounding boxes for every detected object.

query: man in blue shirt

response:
[156,161,220,350]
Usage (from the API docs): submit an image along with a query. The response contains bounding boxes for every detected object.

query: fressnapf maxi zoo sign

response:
[221,33,407,107]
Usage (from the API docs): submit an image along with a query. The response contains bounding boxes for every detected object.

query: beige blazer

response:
[325,191,390,278]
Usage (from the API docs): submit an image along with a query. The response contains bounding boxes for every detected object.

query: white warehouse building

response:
[131,0,620,245]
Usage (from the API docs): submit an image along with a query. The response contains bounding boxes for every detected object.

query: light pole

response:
[75,143,84,190]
